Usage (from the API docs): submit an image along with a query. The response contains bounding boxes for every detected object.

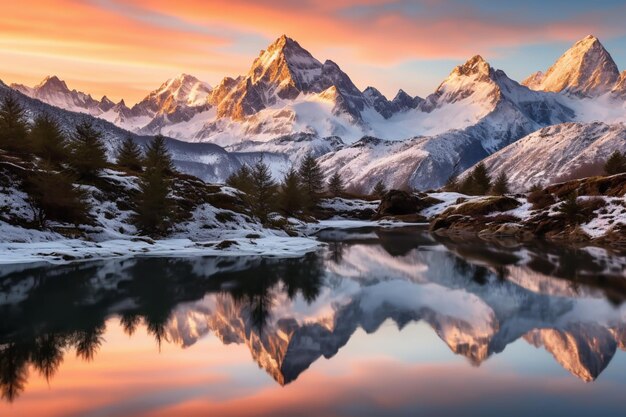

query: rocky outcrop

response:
[428,175,626,252]
[374,190,439,221]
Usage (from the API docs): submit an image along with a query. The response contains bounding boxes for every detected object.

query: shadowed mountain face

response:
[1,227,626,402]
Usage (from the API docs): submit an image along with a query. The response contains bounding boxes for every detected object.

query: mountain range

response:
[5,34,626,191]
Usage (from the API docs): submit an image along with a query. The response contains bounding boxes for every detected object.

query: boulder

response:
[375,190,441,219]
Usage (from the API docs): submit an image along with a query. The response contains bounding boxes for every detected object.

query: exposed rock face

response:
[613,71,626,98]
[210,35,367,122]
[522,35,620,97]
[131,73,212,118]
[392,89,423,111]
[525,324,617,382]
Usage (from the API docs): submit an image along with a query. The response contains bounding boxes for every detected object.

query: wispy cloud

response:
[1,0,625,103]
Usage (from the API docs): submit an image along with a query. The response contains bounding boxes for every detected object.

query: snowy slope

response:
[462,122,626,191]
[0,81,274,183]
[317,56,576,191]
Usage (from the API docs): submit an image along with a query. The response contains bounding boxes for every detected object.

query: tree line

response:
[444,163,510,196]
[445,150,626,197]
[228,154,329,224]
[226,154,388,224]
[0,95,176,236]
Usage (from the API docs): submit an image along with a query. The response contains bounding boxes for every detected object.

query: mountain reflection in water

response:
[1,226,626,410]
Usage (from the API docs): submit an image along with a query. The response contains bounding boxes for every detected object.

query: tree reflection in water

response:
[0,254,324,401]
[1,227,626,402]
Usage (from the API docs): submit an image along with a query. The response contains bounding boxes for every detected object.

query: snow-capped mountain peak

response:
[453,55,491,78]
[35,75,70,92]
[251,34,323,90]
[522,35,620,97]
[143,73,212,111]
[422,54,500,111]
[11,75,102,114]
[211,35,367,122]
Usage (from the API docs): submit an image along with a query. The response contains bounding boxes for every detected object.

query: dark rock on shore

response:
[374,190,440,221]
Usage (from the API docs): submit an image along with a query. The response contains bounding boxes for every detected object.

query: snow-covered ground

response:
[0,235,323,265]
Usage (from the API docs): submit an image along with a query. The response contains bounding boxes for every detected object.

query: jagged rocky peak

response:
[392,89,422,110]
[251,34,323,91]
[151,73,211,106]
[363,86,395,118]
[453,55,492,78]
[214,34,367,121]
[35,75,70,92]
[422,54,501,111]
[522,35,620,97]
[99,95,115,112]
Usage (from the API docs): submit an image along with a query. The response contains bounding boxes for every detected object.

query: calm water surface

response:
[2,226,626,417]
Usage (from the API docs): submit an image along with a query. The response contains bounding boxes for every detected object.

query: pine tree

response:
[471,163,491,195]
[460,163,491,195]
[133,167,172,236]
[24,161,90,228]
[226,164,254,195]
[327,172,345,197]
[29,113,68,164]
[298,153,324,210]
[133,136,175,236]
[558,193,583,225]
[604,150,626,175]
[491,171,509,195]
[69,121,107,179]
[372,180,387,198]
[116,136,143,172]
[0,95,29,153]
[250,158,277,223]
[144,135,174,175]
[278,168,303,216]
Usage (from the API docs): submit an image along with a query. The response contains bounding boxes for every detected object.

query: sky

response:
[1,0,625,105]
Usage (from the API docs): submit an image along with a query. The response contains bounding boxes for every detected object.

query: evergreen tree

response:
[491,171,509,195]
[372,180,387,198]
[144,135,174,175]
[0,95,29,153]
[250,158,278,223]
[471,163,491,195]
[604,150,626,175]
[278,168,303,216]
[24,161,90,228]
[558,193,583,225]
[116,136,143,172]
[133,136,175,236]
[460,163,491,195]
[29,114,68,164]
[226,164,254,195]
[69,121,107,179]
[327,171,345,197]
[298,153,324,210]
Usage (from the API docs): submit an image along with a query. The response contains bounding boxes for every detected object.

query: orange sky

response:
[1,0,625,104]
[4,319,621,417]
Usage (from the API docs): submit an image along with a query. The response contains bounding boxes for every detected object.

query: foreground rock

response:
[427,175,626,252]
[373,190,438,222]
